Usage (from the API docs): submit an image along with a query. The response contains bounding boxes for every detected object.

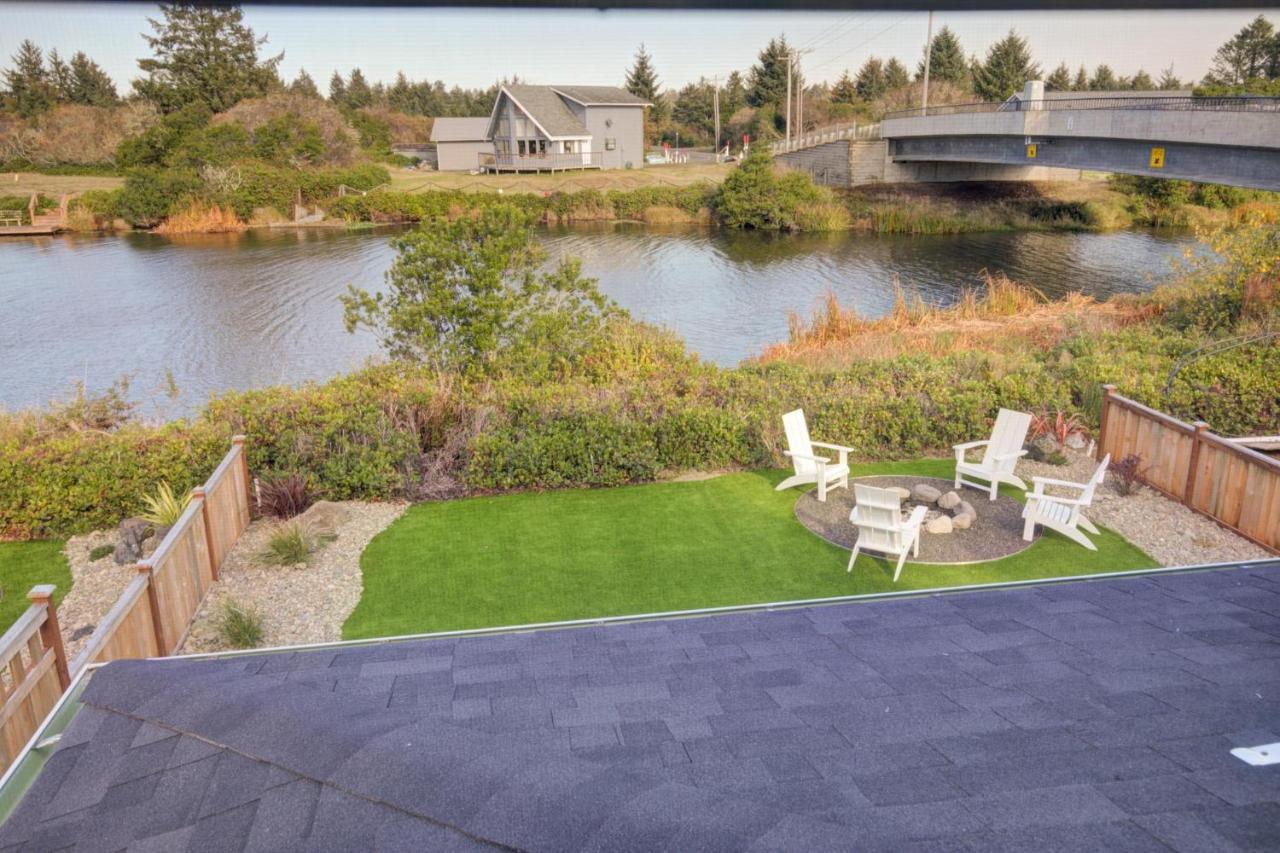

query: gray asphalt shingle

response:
[1,563,1277,851]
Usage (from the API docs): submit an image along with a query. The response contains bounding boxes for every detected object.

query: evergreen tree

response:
[917,25,967,85]
[1157,65,1183,90]
[388,71,413,112]
[1207,15,1276,84]
[46,50,73,101]
[1045,62,1073,91]
[3,40,51,117]
[134,4,282,113]
[328,71,346,104]
[672,78,715,139]
[69,52,118,106]
[884,58,910,90]
[747,37,791,110]
[722,70,745,114]
[289,69,319,98]
[1089,64,1119,91]
[1129,69,1156,91]
[854,57,888,101]
[970,30,1040,102]
[1073,65,1089,91]
[831,69,858,105]
[625,43,665,122]
[345,68,372,108]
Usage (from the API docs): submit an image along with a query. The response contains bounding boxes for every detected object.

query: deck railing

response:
[1096,387,1280,553]
[0,437,253,772]
[479,151,604,170]
[771,123,881,155]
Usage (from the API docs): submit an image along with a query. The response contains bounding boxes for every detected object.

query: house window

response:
[496,139,510,155]
[537,139,546,155]
[517,140,527,156]
[604,138,617,151]
[564,141,576,154]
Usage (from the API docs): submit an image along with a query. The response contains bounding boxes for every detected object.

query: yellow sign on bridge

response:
[1026,144,1037,159]
[1149,147,1166,168]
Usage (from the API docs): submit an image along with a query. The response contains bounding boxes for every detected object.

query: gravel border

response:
[1020,448,1272,566]
[56,533,138,662]
[795,476,1038,564]
[180,501,406,653]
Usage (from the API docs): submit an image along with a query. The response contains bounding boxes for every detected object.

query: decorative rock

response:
[299,501,352,537]
[1065,432,1088,450]
[892,486,912,501]
[113,517,151,565]
[952,512,974,530]
[957,500,976,518]
[912,484,942,504]
[925,515,953,535]
[938,491,961,510]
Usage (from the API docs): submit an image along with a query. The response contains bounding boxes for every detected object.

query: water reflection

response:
[1,224,1196,417]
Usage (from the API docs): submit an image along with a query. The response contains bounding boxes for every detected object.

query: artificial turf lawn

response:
[343,459,1157,639]
[0,541,70,635]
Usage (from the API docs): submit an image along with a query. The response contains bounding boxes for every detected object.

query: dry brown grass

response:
[0,171,123,196]
[155,202,245,235]
[387,162,732,195]
[759,272,1140,367]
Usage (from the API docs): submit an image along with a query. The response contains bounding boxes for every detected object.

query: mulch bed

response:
[794,475,1038,565]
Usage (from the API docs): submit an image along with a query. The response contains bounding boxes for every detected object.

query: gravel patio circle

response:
[795,475,1038,565]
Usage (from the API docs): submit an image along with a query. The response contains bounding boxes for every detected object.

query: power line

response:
[805,13,917,77]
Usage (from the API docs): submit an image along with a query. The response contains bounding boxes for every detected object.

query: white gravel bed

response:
[180,501,406,654]
[1019,448,1272,567]
[57,532,138,663]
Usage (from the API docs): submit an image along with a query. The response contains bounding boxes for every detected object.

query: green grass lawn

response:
[0,541,71,635]
[343,459,1156,639]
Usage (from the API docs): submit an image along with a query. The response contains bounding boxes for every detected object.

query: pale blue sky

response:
[1,4,1270,92]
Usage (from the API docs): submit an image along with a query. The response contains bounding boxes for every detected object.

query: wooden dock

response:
[0,193,69,236]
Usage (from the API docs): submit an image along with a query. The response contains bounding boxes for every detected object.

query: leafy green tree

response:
[1089,64,1119,91]
[625,43,665,124]
[854,58,888,101]
[4,40,51,117]
[831,69,858,105]
[1045,63,1073,92]
[69,52,118,106]
[327,70,346,104]
[1206,15,1276,84]
[747,37,791,110]
[341,206,619,374]
[1129,69,1156,91]
[884,58,910,90]
[713,146,823,230]
[1158,66,1183,90]
[345,68,373,109]
[134,4,282,113]
[1072,65,1089,91]
[918,25,967,85]
[289,69,319,98]
[970,30,1040,102]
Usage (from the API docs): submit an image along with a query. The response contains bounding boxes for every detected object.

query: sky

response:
[1,3,1271,93]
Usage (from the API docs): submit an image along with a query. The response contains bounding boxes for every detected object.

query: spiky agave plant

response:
[139,481,191,528]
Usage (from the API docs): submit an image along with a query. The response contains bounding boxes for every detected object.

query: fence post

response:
[192,487,219,583]
[27,586,69,690]
[233,435,251,521]
[1096,385,1117,461]
[1183,421,1210,508]
[138,562,168,656]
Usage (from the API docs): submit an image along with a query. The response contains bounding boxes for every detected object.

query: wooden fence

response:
[1097,387,1280,553]
[0,437,252,772]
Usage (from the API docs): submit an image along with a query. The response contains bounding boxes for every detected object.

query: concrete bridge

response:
[775,84,1280,191]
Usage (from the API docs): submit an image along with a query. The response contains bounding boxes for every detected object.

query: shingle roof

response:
[3,563,1279,851]
[503,85,589,138]
[430,117,491,143]
[551,86,650,107]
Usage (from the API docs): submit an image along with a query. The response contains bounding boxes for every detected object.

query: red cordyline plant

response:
[1030,409,1090,449]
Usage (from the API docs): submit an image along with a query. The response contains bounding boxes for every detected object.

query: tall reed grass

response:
[155,202,245,234]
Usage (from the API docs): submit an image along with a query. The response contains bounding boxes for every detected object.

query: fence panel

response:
[147,501,212,655]
[203,438,251,572]
[1097,386,1280,553]
[0,589,69,772]
[68,577,160,674]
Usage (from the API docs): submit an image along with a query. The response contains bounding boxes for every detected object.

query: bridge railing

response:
[885,95,1280,120]
[770,123,880,155]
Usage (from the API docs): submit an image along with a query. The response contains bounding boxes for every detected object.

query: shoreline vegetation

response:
[3,216,1275,542]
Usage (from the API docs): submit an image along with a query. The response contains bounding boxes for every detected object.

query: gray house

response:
[484,84,648,172]
[429,117,494,172]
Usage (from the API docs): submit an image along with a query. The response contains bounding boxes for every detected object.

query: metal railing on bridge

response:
[770,123,881,155]
[885,95,1280,121]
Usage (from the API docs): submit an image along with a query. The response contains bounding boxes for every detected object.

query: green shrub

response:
[218,598,264,648]
[258,520,328,566]
[115,167,203,227]
[89,544,114,561]
[712,148,826,230]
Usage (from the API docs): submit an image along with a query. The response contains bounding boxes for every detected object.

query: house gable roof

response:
[3,562,1279,850]
[429,117,491,143]
[490,85,590,140]
[550,85,650,107]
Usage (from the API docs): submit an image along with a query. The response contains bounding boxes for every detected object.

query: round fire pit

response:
[794,475,1037,565]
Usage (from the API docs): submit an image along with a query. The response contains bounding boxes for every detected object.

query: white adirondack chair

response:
[1022,454,1111,550]
[777,409,853,502]
[954,408,1033,501]
[847,484,928,581]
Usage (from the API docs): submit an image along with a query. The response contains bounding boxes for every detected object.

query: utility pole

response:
[920,11,934,117]
[712,74,721,161]
[785,53,792,146]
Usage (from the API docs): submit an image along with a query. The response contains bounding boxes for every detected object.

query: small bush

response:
[140,481,191,527]
[1112,453,1146,496]
[259,473,313,519]
[218,599,264,649]
[89,544,114,561]
[259,521,327,566]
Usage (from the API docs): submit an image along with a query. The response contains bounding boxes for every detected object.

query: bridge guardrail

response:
[885,95,1280,121]
[770,123,881,155]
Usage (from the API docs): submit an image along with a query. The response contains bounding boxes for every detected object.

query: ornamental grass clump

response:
[258,520,330,566]
[258,473,312,518]
[218,598,263,649]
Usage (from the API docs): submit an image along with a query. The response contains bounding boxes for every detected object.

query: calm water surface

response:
[1,225,1195,417]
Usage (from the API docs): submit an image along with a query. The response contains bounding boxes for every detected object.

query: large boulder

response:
[912,484,942,504]
[298,501,350,537]
[925,515,953,535]
[891,486,912,502]
[113,517,152,565]
[938,491,961,510]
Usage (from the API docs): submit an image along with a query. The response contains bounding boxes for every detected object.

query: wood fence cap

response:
[27,584,56,600]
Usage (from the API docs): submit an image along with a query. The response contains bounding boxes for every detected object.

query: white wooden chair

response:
[776,409,852,502]
[1022,454,1110,550]
[954,408,1033,501]
[847,484,928,581]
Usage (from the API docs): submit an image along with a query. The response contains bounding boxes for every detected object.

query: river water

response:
[1,225,1196,418]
